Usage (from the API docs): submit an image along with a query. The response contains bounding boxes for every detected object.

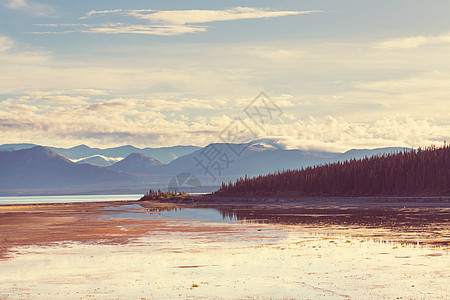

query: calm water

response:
[0,194,142,205]
[102,205,239,224]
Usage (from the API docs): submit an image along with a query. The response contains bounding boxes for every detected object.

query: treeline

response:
[216,144,450,196]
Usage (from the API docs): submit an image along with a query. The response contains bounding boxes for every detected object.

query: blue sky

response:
[0,0,449,150]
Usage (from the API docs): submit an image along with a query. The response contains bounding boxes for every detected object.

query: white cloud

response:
[35,7,320,36]
[125,7,316,25]
[80,9,155,20]
[83,24,207,36]
[1,91,448,150]
[265,115,449,152]
[19,94,89,105]
[85,98,133,112]
[69,89,110,96]
[377,33,450,50]
[144,98,224,111]
[4,0,56,17]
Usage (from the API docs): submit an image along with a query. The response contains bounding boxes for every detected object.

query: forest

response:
[216,144,450,196]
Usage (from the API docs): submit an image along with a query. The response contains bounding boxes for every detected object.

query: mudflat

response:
[1,197,449,299]
[0,200,236,260]
[1,197,449,259]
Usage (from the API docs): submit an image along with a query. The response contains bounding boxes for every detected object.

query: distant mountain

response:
[75,155,122,167]
[153,143,338,178]
[0,143,38,151]
[0,143,201,164]
[95,143,410,179]
[109,153,162,173]
[0,146,137,190]
[50,145,200,164]
[332,147,407,163]
[51,144,104,160]
[49,144,137,160]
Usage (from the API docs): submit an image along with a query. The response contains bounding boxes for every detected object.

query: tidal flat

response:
[0,197,449,299]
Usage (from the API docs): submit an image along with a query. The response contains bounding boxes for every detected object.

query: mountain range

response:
[0,141,408,196]
[0,146,138,190]
[74,155,122,167]
[0,143,200,164]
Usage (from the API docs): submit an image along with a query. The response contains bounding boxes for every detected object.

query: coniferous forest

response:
[216,144,450,197]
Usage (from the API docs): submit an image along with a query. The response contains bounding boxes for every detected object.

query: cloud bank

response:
[1,90,448,151]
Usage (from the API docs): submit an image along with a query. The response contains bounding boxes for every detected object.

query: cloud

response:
[32,22,207,36]
[125,7,315,25]
[1,91,449,151]
[266,115,449,152]
[144,98,225,111]
[69,89,110,96]
[84,24,207,36]
[80,9,155,20]
[354,72,450,93]
[22,94,88,105]
[6,90,111,105]
[34,7,320,36]
[377,33,450,50]
[86,99,132,111]
[0,33,449,149]
[4,0,56,17]
[6,104,39,113]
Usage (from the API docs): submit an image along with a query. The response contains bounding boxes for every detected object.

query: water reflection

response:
[137,204,449,228]
[127,203,450,246]
[215,205,449,226]
[215,205,450,246]
[102,205,239,224]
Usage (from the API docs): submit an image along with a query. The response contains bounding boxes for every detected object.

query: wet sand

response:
[0,200,238,260]
[0,197,449,299]
[1,197,449,258]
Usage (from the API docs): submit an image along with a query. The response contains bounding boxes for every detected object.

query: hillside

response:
[76,155,122,167]
[109,153,162,173]
[216,145,450,197]
[0,146,137,190]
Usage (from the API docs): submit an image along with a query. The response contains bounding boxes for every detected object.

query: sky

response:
[0,0,449,151]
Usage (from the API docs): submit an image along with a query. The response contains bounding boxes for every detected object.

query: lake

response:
[0,194,142,205]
